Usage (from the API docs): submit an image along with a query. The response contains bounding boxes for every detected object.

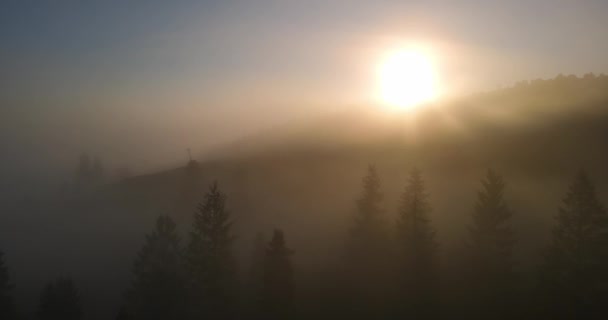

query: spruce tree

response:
[396,168,437,318]
[347,165,387,259]
[467,170,514,318]
[127,215,186,320]
[343,165,390,318]
[261,229,294,319]
[186,181,237,319]
[540,171,608,319]
[0,251,15,319]
[37,277,82,320]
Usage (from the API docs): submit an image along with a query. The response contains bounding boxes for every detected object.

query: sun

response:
[375,46,439,110]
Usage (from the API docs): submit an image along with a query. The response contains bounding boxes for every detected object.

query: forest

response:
[2,165,607,319]
[2,76,608,320]
[3,0,608,318]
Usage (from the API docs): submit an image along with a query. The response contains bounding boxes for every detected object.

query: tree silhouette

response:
[37,277,82,320]
[467,170,514,318]
[540,171,608,319]
[347,165,387,257]
[186,181,237,319]
[261,229,294,319]
[0,251,15,319]
[343,165,391,318]
[395,168,437,318]
[126,215,186,320]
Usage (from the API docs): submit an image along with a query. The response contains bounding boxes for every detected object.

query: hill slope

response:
[3,74,608,319]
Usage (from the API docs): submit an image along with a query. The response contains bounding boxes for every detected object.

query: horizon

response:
[0,72,606,189]
[2,0,608,179]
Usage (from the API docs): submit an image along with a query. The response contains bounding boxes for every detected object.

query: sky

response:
[1,0,608,179]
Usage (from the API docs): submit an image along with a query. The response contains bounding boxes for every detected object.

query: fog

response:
[2,75,608,319]
[2,1,608,320]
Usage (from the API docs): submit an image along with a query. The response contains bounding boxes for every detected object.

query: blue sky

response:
[1,0,607,174]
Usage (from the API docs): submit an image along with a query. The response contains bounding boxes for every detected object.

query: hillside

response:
[3,74,608,319]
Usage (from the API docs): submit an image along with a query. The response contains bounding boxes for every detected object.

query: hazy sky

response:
[1,0,608,177]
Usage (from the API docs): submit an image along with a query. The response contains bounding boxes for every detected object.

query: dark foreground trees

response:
[466,170,515,319]
[186,181,238,319]
[343,165,392,318]
[0,251,15,319]
[126,215,186,320]
[119,182,239,319]
[540,171,608,319]
[395,169,437,319]
[22,166,608,319]
[37,277,82,320]
[261,229,294,319]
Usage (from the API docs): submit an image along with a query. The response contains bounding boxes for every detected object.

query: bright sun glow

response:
[376,46,439,110]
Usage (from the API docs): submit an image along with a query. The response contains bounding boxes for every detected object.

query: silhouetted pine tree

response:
[126,215,186,320]
[539,171,608,319]
[0,251,15,319]
[37,277,82,320]
[467,170,514,319]
[343,165,391,318]
[347,165,387,258]
[396,168,437,318]
[186,181,237,319]
[261,229,294,319]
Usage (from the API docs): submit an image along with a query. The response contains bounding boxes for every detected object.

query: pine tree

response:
[540,171,608,319]
[261,229,294,319]
[186,181,237,319]
[127,215,186,320]
[343,165,391,318]
[395,168,437,318]
[467,170,514,318]
[0,251,15,319]
[37,277,82,320]
[347,165,387,258]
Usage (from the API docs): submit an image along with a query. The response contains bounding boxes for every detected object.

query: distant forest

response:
[1,75,608,319]
[2,165,607,319]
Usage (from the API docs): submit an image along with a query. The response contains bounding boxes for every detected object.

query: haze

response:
[2,1,608,320]
[2,0,608,180]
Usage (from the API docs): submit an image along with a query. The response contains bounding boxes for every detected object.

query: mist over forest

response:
[2,74,608,319]
[3,1,608,319]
